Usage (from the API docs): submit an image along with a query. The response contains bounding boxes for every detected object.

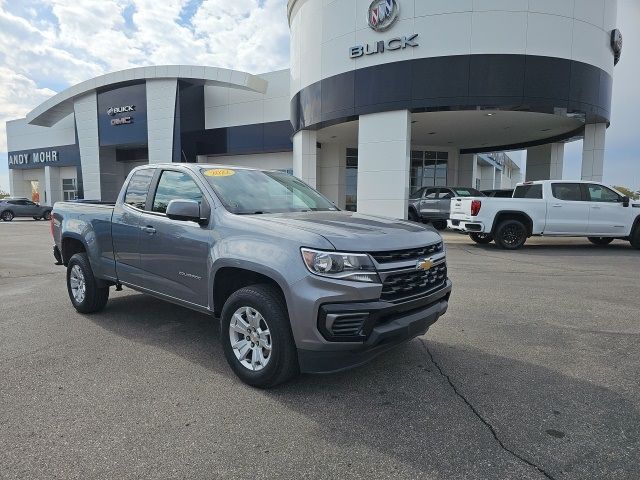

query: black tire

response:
[33,216,41,221]
[432,220,448,231]
[221,284,298,388]
[469,232,493,245]
[630,228,640,250]
[588,237,614,246]
[42,211,52,221]
[1,210,14,222]
[408,209,420,222]
[66,253,109,314]
[494,219,528,250]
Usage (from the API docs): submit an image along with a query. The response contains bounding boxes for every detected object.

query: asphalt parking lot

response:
[1,220,638,480]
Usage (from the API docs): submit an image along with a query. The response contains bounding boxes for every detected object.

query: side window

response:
[551,183,582,201]
[124,169,155,209]
[152,170,204,214]
[439,189,454,199]
[424,188,439,199]
[409,188,424,200]
[587,184,620,203]
[513,184,543,199]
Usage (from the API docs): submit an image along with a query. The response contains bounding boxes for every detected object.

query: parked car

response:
[448,180,640,250]
[482,188,514,198]
[52,164,452,388]
[408,187,484,230]
[0,198,52,221]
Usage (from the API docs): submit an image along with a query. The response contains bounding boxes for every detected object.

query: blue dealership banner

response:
[7,143,81,170]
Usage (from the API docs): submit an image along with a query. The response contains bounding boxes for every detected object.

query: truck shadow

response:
[88,293,639,479]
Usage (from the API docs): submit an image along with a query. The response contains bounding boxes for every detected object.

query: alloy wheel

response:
[69,265,86,304]
[229,306,272,371]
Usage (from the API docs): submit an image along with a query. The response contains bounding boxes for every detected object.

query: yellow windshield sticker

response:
[204,168,235,177]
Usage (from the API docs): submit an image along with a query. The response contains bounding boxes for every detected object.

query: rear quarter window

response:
[513,184,543,199]
[124,169,155,209]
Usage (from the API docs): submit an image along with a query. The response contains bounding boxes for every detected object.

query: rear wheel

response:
[630,228,640,250]
[469,232,493,245]
[432,220,448,231]
[66,253,109,313]
[221,284,298,388]
[42,211,52,221]
[588,237,614,246]
[1,211,14,222]
[494,219,527,250]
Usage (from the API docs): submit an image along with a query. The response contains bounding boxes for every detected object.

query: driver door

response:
[419,188,440,218]
[138,169,211,307]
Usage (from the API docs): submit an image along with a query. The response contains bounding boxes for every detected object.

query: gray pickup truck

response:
[52,164,451,387]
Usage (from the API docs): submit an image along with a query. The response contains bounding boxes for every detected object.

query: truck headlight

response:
[301,248,380,283]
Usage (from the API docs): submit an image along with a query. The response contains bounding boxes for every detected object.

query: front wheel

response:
[469,232,493,245]
[221,284,299,388]
[1,211,14,222]
[66,253,109,313]
[588,237,614,246]
[33,216,42,221]
[408,209,420,222]
[42,211,52,221]
[494,219,528,250]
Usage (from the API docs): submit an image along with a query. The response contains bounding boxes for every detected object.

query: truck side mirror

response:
[622,196,630,207]
[166,199,206,223]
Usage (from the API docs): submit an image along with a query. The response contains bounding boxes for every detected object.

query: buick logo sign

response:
[107,105,135,116]
[368,0,399,32]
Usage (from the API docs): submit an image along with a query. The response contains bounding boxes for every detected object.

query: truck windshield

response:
[201,168,338,215]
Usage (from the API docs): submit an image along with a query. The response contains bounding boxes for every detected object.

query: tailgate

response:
[450,197,473,220]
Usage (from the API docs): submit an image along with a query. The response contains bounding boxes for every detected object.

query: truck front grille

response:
[381,264,447,302]
[370,243,443,264]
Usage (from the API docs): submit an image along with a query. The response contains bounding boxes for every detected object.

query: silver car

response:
[408,187,484,229]
[0,198,52,222]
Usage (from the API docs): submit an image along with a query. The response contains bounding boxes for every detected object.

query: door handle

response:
[552,204,562,208]
[591,206,602,209]
[142,226,156,234]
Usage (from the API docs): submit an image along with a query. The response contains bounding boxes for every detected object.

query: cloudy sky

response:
[0,0,638,192]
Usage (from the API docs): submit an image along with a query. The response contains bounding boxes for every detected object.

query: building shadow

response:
[87,292,640,479]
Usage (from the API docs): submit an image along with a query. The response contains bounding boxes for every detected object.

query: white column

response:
[526,143,564,181]
[316,143,346,208]
[357,110,411,219]
[457,153,477,187]
[73,92,101,200]
[582,123,606,182]
[44,166,62,206]
[293,130,317,188]
[146,79,178,164]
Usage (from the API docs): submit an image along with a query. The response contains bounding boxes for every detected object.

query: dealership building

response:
[6,0,621,218]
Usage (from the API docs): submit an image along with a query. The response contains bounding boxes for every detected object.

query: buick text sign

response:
[350,34,419,58]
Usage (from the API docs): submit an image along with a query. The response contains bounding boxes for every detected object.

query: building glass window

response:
[345,148,358,212]
[410,150,448,193]
[62,178,77,201]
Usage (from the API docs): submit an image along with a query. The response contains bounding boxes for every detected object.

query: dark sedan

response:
[0,198,52,222]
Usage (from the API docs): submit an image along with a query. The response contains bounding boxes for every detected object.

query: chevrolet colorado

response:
[448,180,640,250]
[51,164,451,387]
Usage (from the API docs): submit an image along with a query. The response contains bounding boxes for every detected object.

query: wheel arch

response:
[212,264,288,318]
[491,210,534,237]
[60,234,88,266]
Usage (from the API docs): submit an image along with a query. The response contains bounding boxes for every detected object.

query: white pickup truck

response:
[448,180,640,250]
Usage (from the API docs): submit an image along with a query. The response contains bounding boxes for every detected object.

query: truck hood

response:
[253,211,441,251]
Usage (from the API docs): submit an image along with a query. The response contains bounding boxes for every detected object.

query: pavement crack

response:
[420,339,557,480]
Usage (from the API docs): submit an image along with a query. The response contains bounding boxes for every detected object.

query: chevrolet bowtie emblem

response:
[416,258,434,271]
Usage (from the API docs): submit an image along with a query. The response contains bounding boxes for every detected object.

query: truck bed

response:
[52,201,117,281]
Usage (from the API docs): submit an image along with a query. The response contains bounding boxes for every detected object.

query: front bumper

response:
[297,280,451,374]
